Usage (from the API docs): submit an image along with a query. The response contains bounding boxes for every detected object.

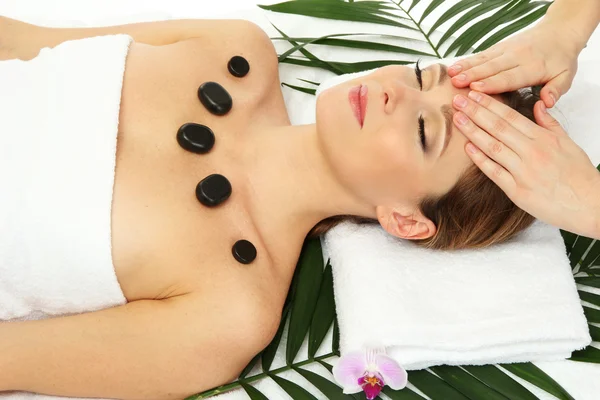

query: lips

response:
[359,85,368,126]
[349,85,368,128]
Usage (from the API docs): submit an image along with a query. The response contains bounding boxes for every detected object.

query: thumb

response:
[533,100,563,133]
[541,73,572,108]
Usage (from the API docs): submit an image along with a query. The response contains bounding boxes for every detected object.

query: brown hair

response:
[309,88,539,250]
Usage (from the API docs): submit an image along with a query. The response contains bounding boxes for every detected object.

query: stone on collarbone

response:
[198,82,233,116]
[227,56,250,78]
[232,239,257,264]
[176,123,215,154]
[196,174,232,207]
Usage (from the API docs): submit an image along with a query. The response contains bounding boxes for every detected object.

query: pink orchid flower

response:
[333,348,407,399]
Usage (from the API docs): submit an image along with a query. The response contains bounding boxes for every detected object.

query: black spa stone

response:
[232,239,257,264]
[198,82,232,116]
[227,56,250,78]
[176,123,215,154]
[196,174,232,207]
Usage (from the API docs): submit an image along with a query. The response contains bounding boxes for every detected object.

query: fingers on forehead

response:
[470,91,536,134]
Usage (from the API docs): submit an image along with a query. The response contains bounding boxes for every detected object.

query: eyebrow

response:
[440,104,453,157]
[434,63,452,157]
[437,63,448,87]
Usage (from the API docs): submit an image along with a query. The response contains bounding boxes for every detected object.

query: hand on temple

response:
[447,21,582,108]
[452,91,600,239]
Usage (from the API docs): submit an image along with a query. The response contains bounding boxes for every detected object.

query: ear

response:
[376,205,436,240]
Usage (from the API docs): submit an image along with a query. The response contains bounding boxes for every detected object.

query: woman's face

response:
[316,62,492,209]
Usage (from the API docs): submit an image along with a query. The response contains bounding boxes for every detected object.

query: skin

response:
[0,17,500,398]
[446,0,600,238]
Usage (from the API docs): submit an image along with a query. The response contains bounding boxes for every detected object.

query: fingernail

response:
[456,73,467,81]
[466,143,478,154]
[456,112,469,125]
[454,94,468,108]
[471,81,485,89]
[449,64,462,73]
[550,93,556,106]
[468,91,482,103]
[540,101,548,114]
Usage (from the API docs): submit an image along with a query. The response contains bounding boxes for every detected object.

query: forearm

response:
[0,322,18,391]
[541,0,600,53]
[2,299,219,399]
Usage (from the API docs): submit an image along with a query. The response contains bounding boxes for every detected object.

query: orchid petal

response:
[375,354,408,390]
[333,351,368,388]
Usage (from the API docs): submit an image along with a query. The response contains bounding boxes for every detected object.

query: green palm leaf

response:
[435,0,510,51]
[576,277,600,288]
[259,0,416,30]
[429,366,510,400]
[241,382,270,400]
[462,365,539,400]
[281,82,317,95]
[500,363,576,400]
[262,302,291,371]
[293,367,349,399]
[426,0,482,37]
[569,236,594,267]
[270,374,320,399]
[446,0,534,57]
[588,324,600,342]
[570,345,600,364]
[408,370,470,400]
[561,229,577,254]
[578,290,600,307]
[418,0,446,25]
[308,261,336,358]
[274,34,434,58]
[382,386,427,399]
[332,314,340,353]
[281,56,412,74]
[408,0,422,13]
[286,238,325,364]
[583,306,600,323]
[474,3,549,52]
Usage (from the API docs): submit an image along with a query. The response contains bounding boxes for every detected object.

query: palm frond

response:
[500,363,576,400]
[259,0,416,30]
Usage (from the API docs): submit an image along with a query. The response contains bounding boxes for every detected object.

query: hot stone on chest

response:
[176,123,215,154]
[232,239,257,264]
[227,56,250,78]
[198,82,232,116]
[196,174,232,207]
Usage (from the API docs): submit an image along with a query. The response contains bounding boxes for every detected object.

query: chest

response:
[109,40,291,303]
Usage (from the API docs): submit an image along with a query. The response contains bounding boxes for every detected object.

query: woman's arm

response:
[0,293,272,399]
[1,16,262,60]
[541,0,600,53]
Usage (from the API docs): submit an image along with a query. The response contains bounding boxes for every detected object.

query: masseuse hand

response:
[453,92,600,239]
[447,21,582,108]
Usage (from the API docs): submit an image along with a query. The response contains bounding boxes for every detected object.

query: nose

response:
[383,80,412,115]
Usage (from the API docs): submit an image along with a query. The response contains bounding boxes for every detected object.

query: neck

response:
[238,123,375,254]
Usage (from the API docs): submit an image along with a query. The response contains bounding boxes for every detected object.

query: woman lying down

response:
[0,16,536,400]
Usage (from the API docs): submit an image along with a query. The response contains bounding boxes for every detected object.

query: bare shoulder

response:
[174,19,279,85]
